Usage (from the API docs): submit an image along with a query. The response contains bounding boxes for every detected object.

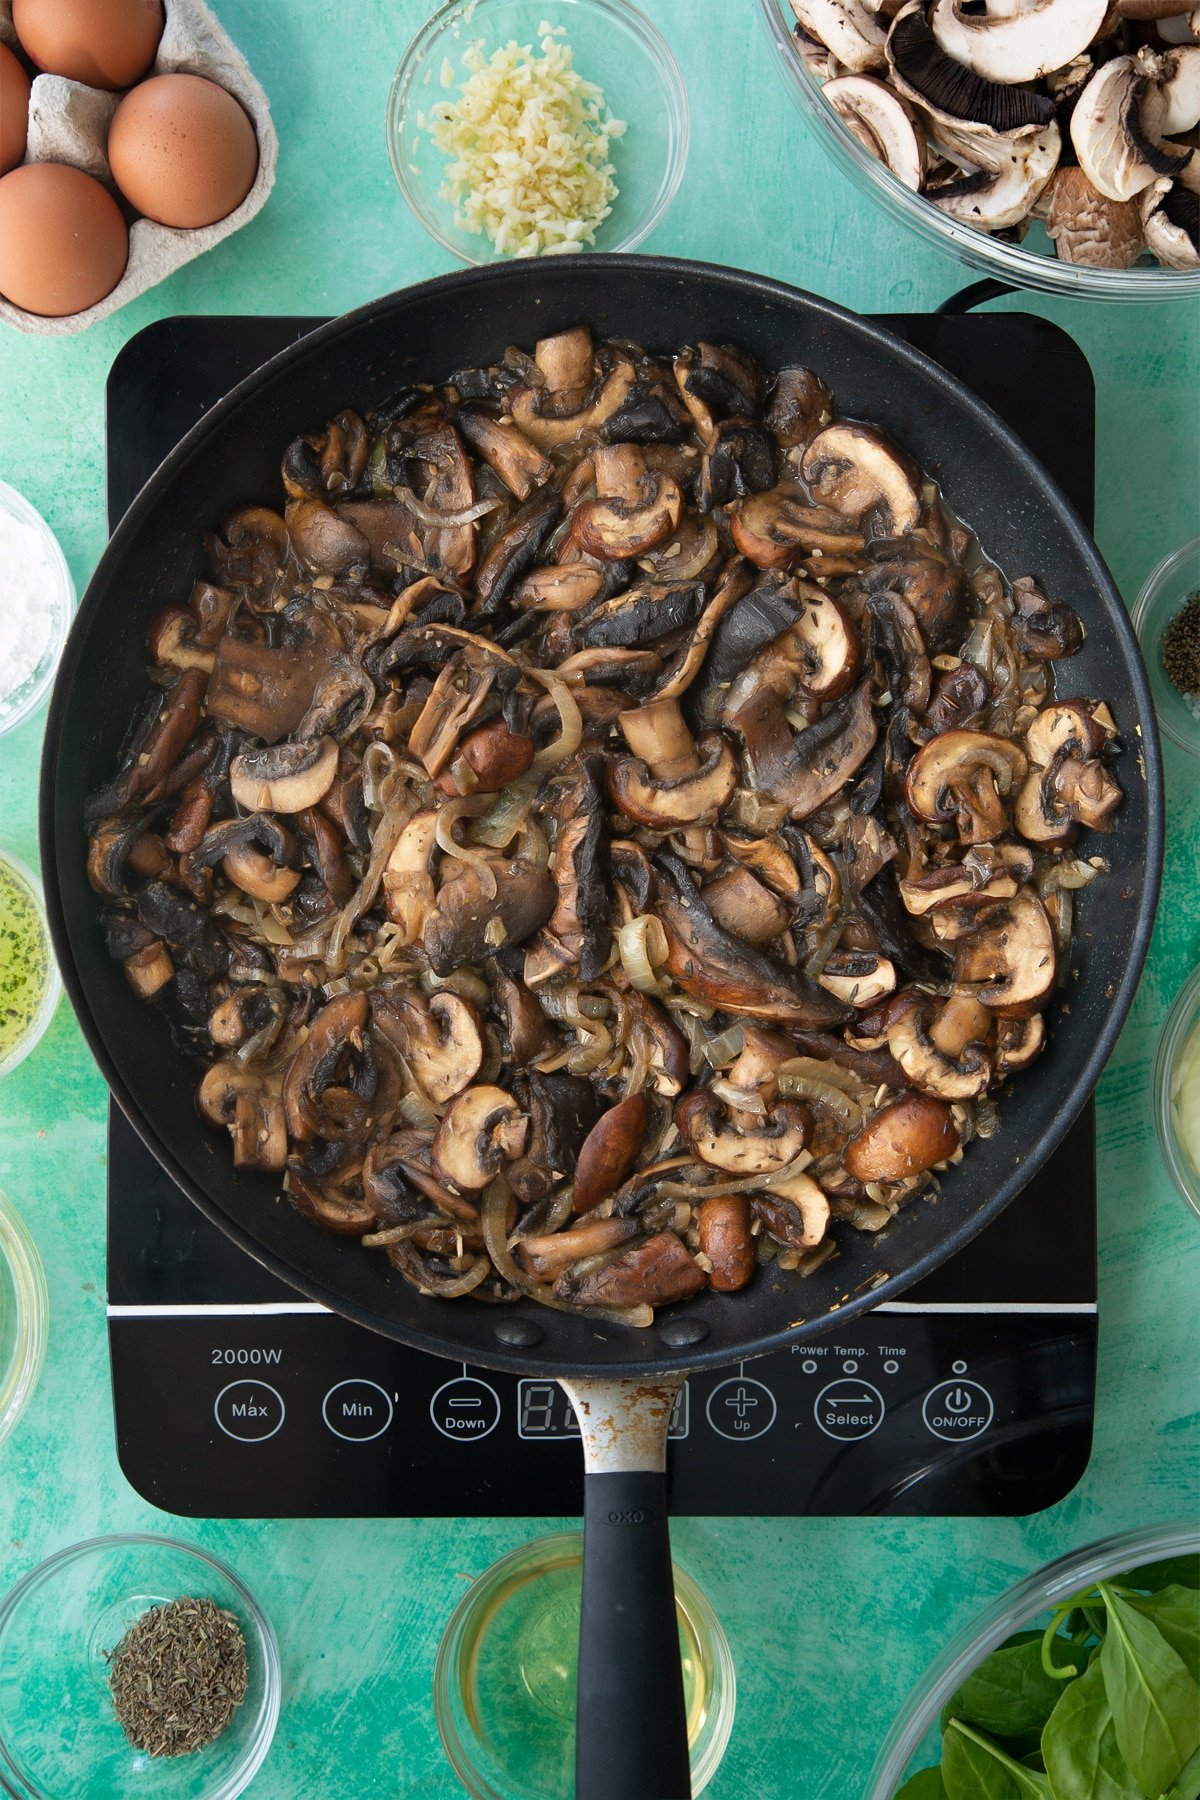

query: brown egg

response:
[0,161,128,315]
[0,46,32,176]
[107,72,258,229]
[12,0,164,91]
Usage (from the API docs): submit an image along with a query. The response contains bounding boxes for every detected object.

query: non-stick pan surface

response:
[41,257,1162,1379]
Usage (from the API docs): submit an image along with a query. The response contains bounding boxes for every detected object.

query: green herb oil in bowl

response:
[0,849,59,1079]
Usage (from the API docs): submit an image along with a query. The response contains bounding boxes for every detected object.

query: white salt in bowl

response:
[0,482,75,738]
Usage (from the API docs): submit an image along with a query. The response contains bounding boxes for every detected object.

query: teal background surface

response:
[1,2,1198,1793]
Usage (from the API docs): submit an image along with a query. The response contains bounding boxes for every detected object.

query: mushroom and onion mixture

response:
[87,327,1125,1324]
[789,0,1200,270]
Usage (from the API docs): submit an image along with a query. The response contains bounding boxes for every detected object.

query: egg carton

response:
[0,0,277,335]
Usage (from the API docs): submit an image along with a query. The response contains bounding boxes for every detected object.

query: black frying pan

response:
[41,258,1162,1800]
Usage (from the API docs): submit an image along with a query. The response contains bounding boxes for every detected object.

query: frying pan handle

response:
[560,1375,692,1800]
[936,278,1016,314]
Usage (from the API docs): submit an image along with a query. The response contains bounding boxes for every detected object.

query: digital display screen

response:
[517,1381,689,1440]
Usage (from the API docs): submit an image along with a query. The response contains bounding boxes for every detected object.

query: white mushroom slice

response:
[1157,8,1200,44]
[1154,43,1200,132]
[1071,54,1193,200]
[929,0,1108,86]
[790,0,887,73]
[1141,175,1200,264]
[887,3,1057,133]
[823,76,928,190]
[930,124,1061,229]
[1043,166,1146,265]
[801,423,921,535]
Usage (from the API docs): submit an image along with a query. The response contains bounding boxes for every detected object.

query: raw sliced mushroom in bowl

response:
[759,0,1200,298]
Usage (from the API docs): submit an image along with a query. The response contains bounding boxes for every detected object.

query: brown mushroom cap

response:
[843,1092,959,1181]
[906,730,1029,843]
[696,1194,756,1291]
[573,1094,648,1213]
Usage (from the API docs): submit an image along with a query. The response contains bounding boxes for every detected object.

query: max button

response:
[214,1380,284,1442]
[923,1380,994,1442]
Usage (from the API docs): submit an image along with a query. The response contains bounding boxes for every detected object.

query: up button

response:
[923,1379,994,1443]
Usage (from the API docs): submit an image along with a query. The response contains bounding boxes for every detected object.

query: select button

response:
[323,1379,394,1442]
[214,1379,285,1442]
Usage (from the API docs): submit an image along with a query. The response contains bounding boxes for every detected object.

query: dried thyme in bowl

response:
[105,1596,249,1757]
[1162,588,1200,714]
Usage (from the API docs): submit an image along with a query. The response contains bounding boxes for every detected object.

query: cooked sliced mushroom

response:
[124,940,174,1000]
[887,996,993,1099]
[286,498,371,577]
[230,737,339,814]
[432,1085,528,1191]
[573,1094,648,1213]
[556,1231,707,1308]
[929,0,1107,84]
[843,1091,959,1180]
[1014,700,1122,843]
[380,989,485,1105]
[802,424,922,537]
[510,335,636,448]
[1071,52,1194,200]
[995,1013,1046,1075]
[731,678,878,819]
[525,754,611,985]
[676,1090,809,1174]
[731,485,868,568]
[816,949,897,1007]
[408,654,495,779]
[282,991,374,1142]
[906,730,1028,843]
[456,409,552,499]
[517,1214,640,1279]
[384,810,440,944]
[572,445,684,561]
[824,76,928,189]
[609,728,739,828]
[655,853,850,1028]
[702,867,792,945]
[148,606,217,674]
[953,888,1058,1015]
[752,1172,831,1250]
[516,564,606,612]
[696,1194,756,1291]
[185,815,301,905]
[673,342,768,440]
[791,0,888,72]
[198,1062,288,1172]
[423,859,557,976]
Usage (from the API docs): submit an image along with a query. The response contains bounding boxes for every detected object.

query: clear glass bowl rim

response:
[0,846,62,1080]
[433,1529,737,1799]
[0,482,75,739]
[1132,534,1200,756]
[757,0,1200,304]
[0,1533,282,1800]
[0,1186,48,1449]
[867,1520,1200,1797]
[1152,963,1200,1219]
[386,0,691,265]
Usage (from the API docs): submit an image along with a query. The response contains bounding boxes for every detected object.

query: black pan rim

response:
[39,255,1164,1376]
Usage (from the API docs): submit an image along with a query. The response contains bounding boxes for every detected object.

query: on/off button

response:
[923,1380,994,1443]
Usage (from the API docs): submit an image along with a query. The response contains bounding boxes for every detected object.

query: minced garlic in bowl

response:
[388,0,688,264]
[428,25,625,258]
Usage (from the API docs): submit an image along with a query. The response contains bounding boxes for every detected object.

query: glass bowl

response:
[867,1521,1200,1795]
[0,1535,281,1799]
[0,847,62,1081]
[1153,964,1200,1221]
[434,1531,736,1798]
[758,0,1200,303]
[0,482,75,738]
[1132,536,1200,758]
[0,1187,48,1448]
[387,0,689,264]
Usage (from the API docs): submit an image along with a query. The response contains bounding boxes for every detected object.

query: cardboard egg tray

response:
[0,0,277,335]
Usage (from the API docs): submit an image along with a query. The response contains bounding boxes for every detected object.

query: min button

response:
[323,1379,393,1442]
[214,1379,285,1442]
[923,1380,994,1443]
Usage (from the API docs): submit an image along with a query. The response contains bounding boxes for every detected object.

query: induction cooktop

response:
[105,309,1100,1522]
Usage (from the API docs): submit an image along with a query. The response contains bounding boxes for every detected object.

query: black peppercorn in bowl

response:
[1132,537,1200,757]
[0,1534,280,1798]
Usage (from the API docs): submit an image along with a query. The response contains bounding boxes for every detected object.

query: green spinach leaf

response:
[1120,1557,1200,1597]
[943,1720,1051,1800]
[1127,1586,1200,1685]
[944,1635,1066,1738]
[1041,1658,1142,1800]
[896,1769,950,1799]
[1158,1742,1200,1800]
[1098,1584,1200,1797]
